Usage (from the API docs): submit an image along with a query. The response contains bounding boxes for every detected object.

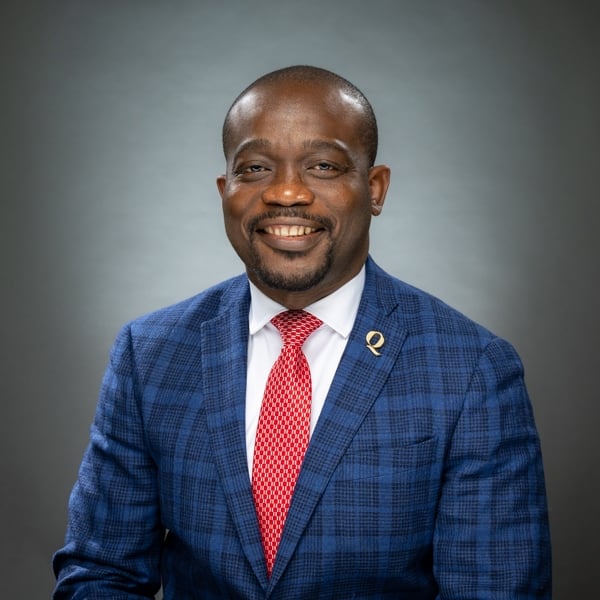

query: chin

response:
[254,267,327,292]
[252,253,332,293]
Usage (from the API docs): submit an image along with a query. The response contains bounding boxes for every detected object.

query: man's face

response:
[217,80,390,308]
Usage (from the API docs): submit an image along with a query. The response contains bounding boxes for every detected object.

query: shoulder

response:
[366,257,505,353]
[112,274,249,354]
[366,258,526,402]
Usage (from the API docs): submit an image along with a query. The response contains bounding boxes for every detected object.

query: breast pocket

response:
[326,436,441,546]
[337,435,438,481]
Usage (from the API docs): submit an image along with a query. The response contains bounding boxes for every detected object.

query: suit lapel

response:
[200,281,269,590]
[268,261,408,589]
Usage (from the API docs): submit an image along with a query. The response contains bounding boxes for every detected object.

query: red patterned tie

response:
[252,309,322,577]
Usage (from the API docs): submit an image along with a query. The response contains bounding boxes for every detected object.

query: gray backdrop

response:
[2,1,598,597]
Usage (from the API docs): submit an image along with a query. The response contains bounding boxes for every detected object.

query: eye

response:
[237,164,266,174]
[308,161,343,178]
[246,164,266,173]
[233,163,270,179]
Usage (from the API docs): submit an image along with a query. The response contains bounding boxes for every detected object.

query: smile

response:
[253,217,328,254]
[262,225,318,237]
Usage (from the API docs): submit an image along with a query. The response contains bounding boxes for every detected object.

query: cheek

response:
[222,196,260,256]
[332,195,373,232]
[222,201,245,244]
[222,193,250,227]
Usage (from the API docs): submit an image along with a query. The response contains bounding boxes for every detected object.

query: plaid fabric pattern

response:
[53,258,551,599]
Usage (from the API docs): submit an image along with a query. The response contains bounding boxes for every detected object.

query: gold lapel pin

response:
[366,330,384,356]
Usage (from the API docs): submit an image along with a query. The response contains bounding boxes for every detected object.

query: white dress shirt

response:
[245,266,365,476]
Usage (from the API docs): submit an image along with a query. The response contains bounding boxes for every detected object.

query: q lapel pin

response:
[366,330,384,356]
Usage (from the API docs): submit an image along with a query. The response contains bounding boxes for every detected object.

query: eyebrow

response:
[233,138,272,157]
[302,139,348,154]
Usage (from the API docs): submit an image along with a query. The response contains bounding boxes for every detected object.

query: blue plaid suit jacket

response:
[53,258,551,598]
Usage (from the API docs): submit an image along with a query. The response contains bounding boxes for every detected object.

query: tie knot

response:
[271,310,322,347]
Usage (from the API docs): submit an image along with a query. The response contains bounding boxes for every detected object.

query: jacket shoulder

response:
[368,259,499,350]
[112,274,249,356]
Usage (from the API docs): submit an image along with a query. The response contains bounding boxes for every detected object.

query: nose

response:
[261,170,314,206]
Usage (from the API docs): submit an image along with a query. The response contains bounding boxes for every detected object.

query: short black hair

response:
[222,65,379,166]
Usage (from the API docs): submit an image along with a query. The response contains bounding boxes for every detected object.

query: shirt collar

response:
[248,266,366,338]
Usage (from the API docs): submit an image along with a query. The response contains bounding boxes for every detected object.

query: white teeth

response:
[264,225,316,237]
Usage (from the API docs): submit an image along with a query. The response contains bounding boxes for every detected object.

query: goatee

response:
[246,209,334,291]
[250,246,333,292]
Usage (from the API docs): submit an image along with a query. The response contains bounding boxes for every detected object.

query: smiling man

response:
[54,66,551,599]
[218,70,389,308]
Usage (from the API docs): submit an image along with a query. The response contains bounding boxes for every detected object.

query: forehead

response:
[225,81,367,158]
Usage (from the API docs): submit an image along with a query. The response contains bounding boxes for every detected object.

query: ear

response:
[368,164,391,216]
[216,174,226,199]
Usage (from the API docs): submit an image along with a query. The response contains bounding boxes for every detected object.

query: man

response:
[53,66,551,598]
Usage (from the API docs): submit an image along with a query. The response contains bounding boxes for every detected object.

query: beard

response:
[246,210,334,291]
[248,237,334,292]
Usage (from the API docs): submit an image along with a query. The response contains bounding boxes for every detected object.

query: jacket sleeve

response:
[53,325,163,599]
[433,337,552,599]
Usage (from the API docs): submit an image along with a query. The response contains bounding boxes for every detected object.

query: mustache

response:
[247,209,333,233]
